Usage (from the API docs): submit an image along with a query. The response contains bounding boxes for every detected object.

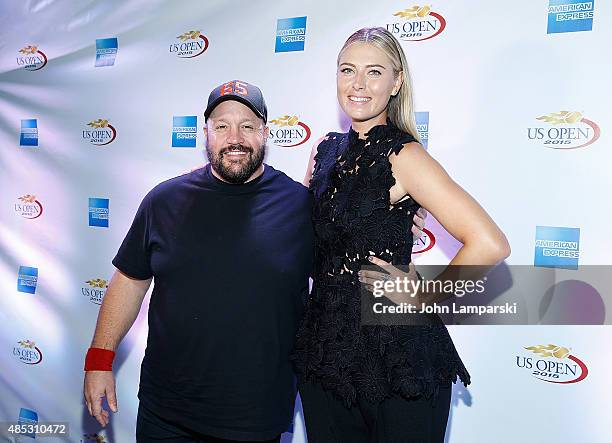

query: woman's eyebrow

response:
[339,62,386,69]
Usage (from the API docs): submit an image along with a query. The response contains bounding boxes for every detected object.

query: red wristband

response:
[84,347,115,371]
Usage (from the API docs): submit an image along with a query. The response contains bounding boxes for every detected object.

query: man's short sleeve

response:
[112,192,153,280]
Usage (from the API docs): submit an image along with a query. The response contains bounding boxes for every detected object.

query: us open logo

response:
[527,111,600,150]
[83,119,117,146]
[13,340,43,365]
[15,195,43,219]
[386,5,447,41]
[16,45,48,71]
[82,278,108,305]
[268,115,311,147]
[515,344,588,384]
[170,30,209,58]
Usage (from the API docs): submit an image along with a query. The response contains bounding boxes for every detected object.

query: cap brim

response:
[204,95,265,122]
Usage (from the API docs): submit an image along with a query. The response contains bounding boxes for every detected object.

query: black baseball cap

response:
[204,80,268,123]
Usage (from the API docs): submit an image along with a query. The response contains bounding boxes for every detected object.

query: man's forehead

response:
[208,100,261,121]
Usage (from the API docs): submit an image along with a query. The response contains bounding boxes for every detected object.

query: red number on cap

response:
[234,81,248,95]
[220,81,248,96]
[220,82,234,96]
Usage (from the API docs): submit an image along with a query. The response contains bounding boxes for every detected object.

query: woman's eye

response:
[340,67,353,74]
[369,70,382,76]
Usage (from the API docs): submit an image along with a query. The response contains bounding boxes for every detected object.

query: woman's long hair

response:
[338,27,421,142]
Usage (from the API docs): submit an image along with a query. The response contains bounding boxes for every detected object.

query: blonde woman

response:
[292,28,510,442]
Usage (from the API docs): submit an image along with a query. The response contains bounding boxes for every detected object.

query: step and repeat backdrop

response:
[1,0,611,442]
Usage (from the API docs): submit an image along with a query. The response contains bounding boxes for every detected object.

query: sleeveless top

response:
[291,121,470,407]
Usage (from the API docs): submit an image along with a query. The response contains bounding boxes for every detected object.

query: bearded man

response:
[82,80,425,442]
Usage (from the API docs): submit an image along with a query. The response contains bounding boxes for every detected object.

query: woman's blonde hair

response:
[337,27,420,142]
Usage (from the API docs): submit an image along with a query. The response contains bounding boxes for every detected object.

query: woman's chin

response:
[344,110,374,122]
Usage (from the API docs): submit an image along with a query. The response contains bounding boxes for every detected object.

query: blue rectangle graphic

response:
[95,37,118,67]
[17,266,38,294]
[275,16,307,53]
[18,408,38,438]
[534,226,580,269]
[547,0,594,34]
[415,112,429,149]
[20,119,38,146]
[172,116,197,148]
[89,198,109,228]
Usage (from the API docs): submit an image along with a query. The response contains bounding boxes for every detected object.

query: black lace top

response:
[291,121,470,406]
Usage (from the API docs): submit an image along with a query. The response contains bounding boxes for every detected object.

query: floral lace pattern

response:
[291,121,470,407]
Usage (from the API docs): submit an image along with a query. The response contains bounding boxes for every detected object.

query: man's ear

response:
[263,125,270,139]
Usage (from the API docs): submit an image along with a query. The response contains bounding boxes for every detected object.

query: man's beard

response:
[206,143,266,184]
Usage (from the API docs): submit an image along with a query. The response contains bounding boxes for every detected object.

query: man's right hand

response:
[83,270,151,427]
[84,370,118,427]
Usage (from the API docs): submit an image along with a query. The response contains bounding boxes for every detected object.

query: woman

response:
[291,27,510,442]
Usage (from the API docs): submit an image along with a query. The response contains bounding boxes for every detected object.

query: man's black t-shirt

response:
[112,164,313,440]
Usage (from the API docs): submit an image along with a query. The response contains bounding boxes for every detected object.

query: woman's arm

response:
[359,142,510,305]
[389,142,511,265]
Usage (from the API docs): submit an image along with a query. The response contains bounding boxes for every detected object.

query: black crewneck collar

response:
[203,163,269,194]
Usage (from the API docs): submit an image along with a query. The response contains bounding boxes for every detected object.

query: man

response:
[83,80,426,442]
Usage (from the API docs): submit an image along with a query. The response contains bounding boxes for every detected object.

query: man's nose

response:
[226,125,244,144]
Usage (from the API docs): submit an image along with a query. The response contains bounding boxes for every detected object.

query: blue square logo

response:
[275,16,307,53]
[172,116,197,148]
[547,0,594,34]
[17,266,38,294]
[20,119,38,147]
[534,226,580,269]
[415,112,429,149]
[89,198,109,228]
[18,408,38,438]
[95,37,118,67]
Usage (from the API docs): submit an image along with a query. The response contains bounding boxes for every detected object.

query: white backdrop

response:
[1,1,611,442]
